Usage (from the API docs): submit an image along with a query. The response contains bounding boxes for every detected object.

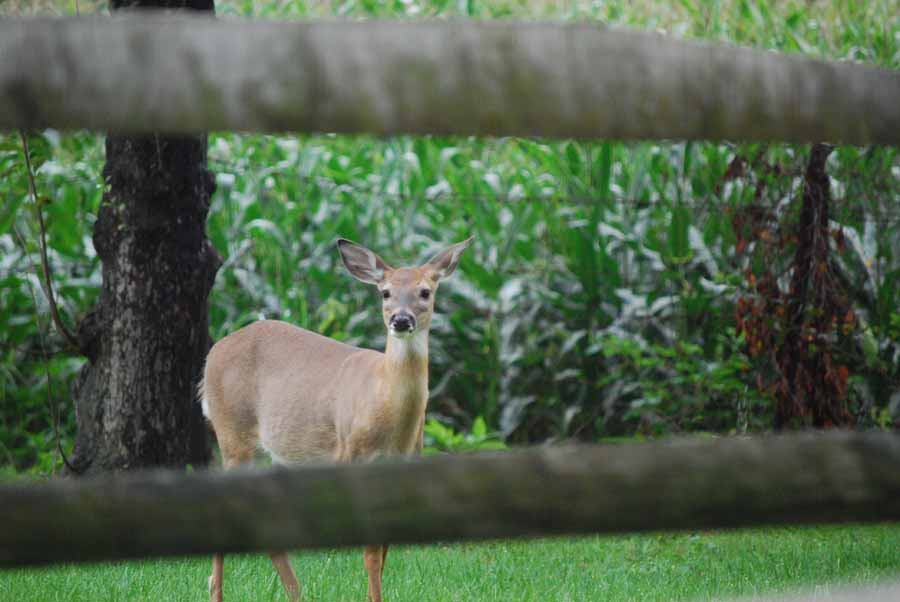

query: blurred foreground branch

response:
[0,15,898,143]
[2,432,898,568]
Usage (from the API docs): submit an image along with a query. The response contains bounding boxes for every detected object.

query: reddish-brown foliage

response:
[732,144,856,429]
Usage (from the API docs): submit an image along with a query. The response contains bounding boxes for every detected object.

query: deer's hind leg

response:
[208,432,258,602]
[265,453,302,602]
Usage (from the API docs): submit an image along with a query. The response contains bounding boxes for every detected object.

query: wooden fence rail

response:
[1,14,898,143]
[3,432,899,568]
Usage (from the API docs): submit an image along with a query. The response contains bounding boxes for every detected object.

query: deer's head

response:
[337,238,473,338]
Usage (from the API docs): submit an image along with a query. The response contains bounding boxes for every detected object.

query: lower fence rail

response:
[2,432,898,567]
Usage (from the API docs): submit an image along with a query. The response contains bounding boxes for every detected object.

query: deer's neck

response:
[381,330,429,408]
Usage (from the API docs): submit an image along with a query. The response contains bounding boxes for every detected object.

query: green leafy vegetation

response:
[423,416,506,453]
[3,525,899,602]
[1,0,899,473]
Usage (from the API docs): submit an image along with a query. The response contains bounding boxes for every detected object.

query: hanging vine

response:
[733,144,857,428]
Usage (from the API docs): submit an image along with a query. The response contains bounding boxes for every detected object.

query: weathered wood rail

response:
[1,15,898,143]
[2,432,898,568]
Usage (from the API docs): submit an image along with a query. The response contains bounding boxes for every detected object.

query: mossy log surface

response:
[0,14,898,143]
[2,432,899,568]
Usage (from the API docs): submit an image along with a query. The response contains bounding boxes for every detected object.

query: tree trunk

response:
[69,0,218,474]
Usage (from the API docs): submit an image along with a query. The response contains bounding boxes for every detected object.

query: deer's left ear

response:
[424,237,473,280]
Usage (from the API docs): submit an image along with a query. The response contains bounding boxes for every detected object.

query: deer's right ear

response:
[337,239,392,285]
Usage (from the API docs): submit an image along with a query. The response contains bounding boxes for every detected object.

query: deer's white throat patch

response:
[388,329,428,360]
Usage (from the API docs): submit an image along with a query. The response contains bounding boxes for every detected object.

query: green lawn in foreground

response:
[3,525,898,602]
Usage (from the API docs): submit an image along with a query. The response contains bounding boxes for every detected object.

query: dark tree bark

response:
[69,0,219,474]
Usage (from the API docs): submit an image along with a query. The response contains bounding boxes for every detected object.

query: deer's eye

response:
[419,289,431,300]
[382,290,391,300]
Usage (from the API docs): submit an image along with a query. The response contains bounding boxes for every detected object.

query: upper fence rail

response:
[1,14,898,144]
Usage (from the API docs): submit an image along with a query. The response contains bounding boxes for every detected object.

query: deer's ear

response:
[337,239,392,284]
[424,237,473,281]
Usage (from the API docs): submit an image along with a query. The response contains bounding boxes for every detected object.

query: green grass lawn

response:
[3,525,899,602]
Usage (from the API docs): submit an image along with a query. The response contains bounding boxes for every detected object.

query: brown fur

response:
[201,238,471,602]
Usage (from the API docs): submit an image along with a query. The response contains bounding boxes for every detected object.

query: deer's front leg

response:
[209,553,224,602]
[269,552,301,602]
[364,545,385,602]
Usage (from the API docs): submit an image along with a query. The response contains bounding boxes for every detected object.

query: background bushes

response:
[1,0,898,473]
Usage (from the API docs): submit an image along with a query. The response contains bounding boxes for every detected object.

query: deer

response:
[199,236,473,602]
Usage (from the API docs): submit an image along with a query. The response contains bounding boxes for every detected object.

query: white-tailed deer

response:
[200,237,473,602]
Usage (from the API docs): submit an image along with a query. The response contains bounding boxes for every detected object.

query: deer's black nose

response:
[390,313,415,332]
